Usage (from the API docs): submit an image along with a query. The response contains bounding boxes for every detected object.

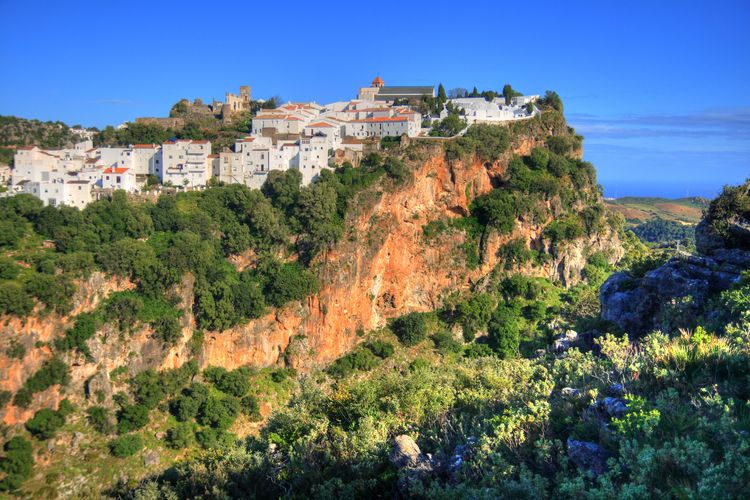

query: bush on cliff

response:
[392,312,429,346]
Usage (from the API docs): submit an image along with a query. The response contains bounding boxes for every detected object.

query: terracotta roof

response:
[103,167,129,174]
[191,140,210,144]
[208,154,219,158]
[307,122,334,128]
[85,158,99,164]
[372,76,384,86]
[133,143,157,149]
[17,146,36,151]
[241,137,255,142]
[341,138,364,144]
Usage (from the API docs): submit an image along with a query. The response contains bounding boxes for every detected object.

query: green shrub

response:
[240,395,262,421]
[488,305,520,358]
[57,312,100,357]
[130,370,165,409]
[25,407,66,440]
[364,340,395,359]
[23,357,70,394]
[170,383,209,422]
[23,273,75,314]
[87,406,114,434]
[392,312,428,346]
[0,390,11,408]
[12,388,32,408]
[166,423,195,449]
[270,368,296,384]
[0,282,34,316]
[198,395,240,430]
[432,331,462,355]
[327,348,379,378]
[463,342,495,358]
[117,404,149,434]
[0,256,20,280]
[5,340,26,360]
[0,437,33,491]
[109,434,143,458]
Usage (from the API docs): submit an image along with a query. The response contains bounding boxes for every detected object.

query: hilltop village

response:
[5,78,539,207]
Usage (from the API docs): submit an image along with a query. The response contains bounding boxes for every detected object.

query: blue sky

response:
[1,0,748,198]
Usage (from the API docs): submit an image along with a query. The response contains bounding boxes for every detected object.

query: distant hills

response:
[605,196,707,225]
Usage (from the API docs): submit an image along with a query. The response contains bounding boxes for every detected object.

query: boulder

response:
[143,450,160,467]
[567,439,609,477]
[602,397,628,418]
[390,435,429,469]
[561,387,581,399]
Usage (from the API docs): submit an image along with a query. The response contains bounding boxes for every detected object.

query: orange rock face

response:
[0,143,622,424]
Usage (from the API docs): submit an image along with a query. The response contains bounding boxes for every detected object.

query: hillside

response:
[0,116,95,166]
[605,196,707,225]
[0,110,747,498]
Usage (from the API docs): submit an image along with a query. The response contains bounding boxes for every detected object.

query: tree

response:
[0,437,33,491]
[392,312,428,346]
[25,408,66,440]
[449,88,468,99]
[87,406,115,434]
[437,83,447,108]
[487,305,520,358]
[117,404,149,433]
[166,423,195,449]
[109,434,143,458]
[540,90,563,113]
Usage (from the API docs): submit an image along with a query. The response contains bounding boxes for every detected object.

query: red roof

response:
[103,167,129,174]
[307,122,334,128]
[17,146,36,151]
[133,143,157,149]
[192,140,210,144]
[372,76,384,86]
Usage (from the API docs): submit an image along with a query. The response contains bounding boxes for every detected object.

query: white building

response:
[102,167,137,192]
[442,96,539,125]
[161,139,211,188]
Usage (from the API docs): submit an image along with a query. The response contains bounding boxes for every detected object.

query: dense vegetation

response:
[2,107,748,498]
[632,218,695,246]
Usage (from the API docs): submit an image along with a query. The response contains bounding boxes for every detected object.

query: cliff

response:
[0,134,622,425]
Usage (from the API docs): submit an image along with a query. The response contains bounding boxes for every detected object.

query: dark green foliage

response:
[270,368,296,384]
[25,407,66,440]
[166,423,195,449]
[12,389,32,408]
[463,342,495,358]
[197,395,240,430]
[0,391,11,408]
[543,215,585,248]
[170,383,209,422]
[240,395,262,421]
[117,404,149,434]
[471,190,518,233]
[392,312,428,346]
[23,273,75,314]
[431,330,462,354]
[109,434,143,458]
[152,315,182,345]
[22,357,70,395]
[327,348,379,378]
[0,436,33,491]
[130,370,165,409]
[444,123,511,162]
[204,367,250,397]
[429,114,465,137]
[498,238,533,269]
[57,312,100,357]
[488,305,520,358]
[703,179,750,249]
[194,427,236,450]
[364,340,395,359]
[0,282,34,316]
[633,218,695,244]
[539,90,564,112]
[256,260,319,308]
[0,256,20,280]
[87,406,114,434]
[5,340,26,360]
[97,238,157,280]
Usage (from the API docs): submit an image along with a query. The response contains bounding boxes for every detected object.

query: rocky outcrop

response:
[601,249,748,335]
[567,439,609,477]
[389,435,437,495]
